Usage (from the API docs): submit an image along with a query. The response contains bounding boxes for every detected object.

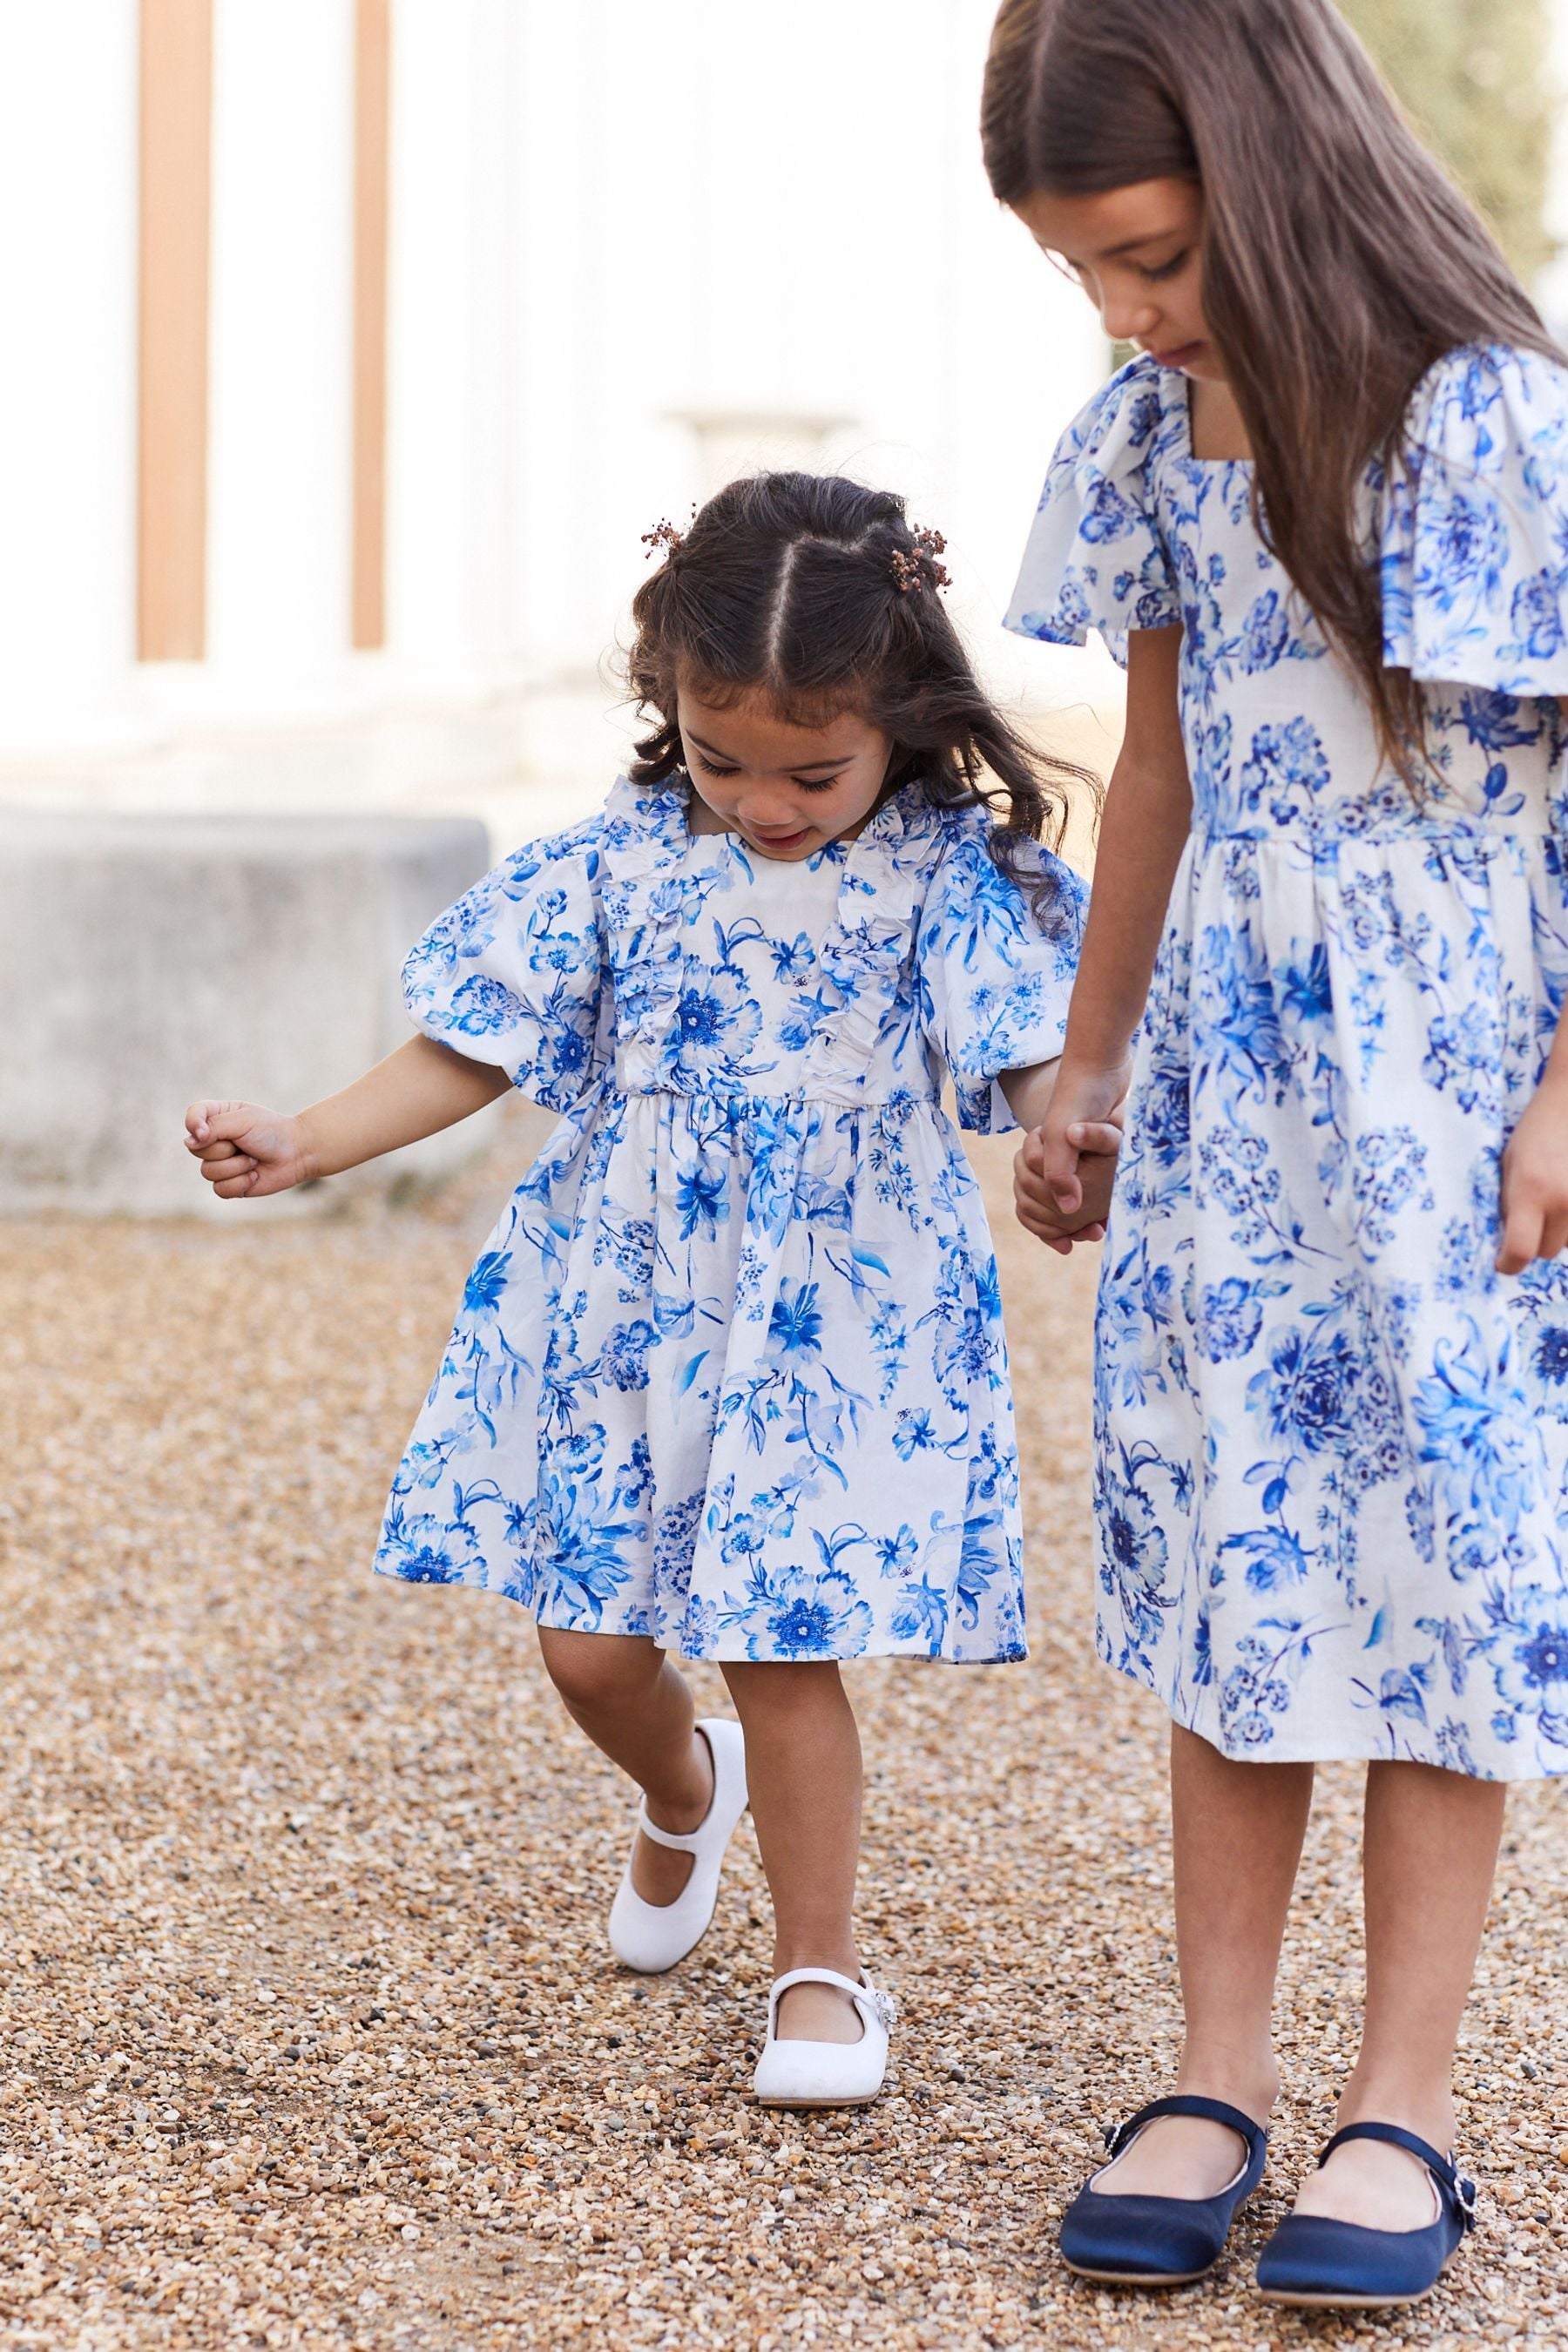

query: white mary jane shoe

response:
[607,1718,748,1973]
[752,1967,897,2109]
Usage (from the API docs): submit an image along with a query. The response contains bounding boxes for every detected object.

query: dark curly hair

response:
[624,471,1098,897]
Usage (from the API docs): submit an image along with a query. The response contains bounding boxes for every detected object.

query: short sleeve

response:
[1380,343,1568,695]
[915,824,1088,1134]
[402,817,611,1112]
[1004,355,1183,662]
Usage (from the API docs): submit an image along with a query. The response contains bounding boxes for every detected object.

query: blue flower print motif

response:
[1248,1324,1365,1460]
[675,1161,730,1240]
[1412,1320,1546,1562]
[1239,589,1289,672]
[1080,476,1139,544]
[1492,1590,1568,1751]
[768,1280,824,1359]
[1510,569,1565,663]
[1095,1451,1173,1652]
[659,965,763,1084]
[1194,1276,1265,1363]
[1417,488,1507,614]
[444,972,526,1037]
[601,1319,657,1392]
[376,1505,482,1585]
[463,1251,510,1316]
[1532,1323,1568,1411]
[722,1562,875,1660]
[1240,718,1331,830]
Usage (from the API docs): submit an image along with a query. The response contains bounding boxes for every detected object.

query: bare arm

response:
[186,1035,512,1199]
[1035,625,1192,1216]
[1497,1027,1568,1272]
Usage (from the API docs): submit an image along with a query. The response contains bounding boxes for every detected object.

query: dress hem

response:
[374,1562,1027,1666]
[1109,1659,1568,1785]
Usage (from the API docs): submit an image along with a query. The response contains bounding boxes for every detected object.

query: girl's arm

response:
[1498,1034,1568,1272]
[185,1035,513,1199]
[1032,625,1191,1220]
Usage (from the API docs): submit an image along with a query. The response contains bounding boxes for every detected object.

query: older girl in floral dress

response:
[186,471,1110,2108]
[990,0,1568,2311]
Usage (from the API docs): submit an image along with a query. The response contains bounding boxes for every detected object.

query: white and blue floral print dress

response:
[1010,344,1568,1778]
[375,776,1085,1664]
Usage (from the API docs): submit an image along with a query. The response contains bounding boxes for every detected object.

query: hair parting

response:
[623,470,1098,902]
[982,0,1564,787]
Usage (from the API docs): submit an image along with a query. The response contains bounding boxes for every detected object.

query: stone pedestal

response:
[1,809,493,1217]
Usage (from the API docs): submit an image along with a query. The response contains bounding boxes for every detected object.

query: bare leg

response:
[1095,1725,1315,2200]
[722,1660,863,2043]
[537,1627,713,1907]
[1293,1760,1505,2229]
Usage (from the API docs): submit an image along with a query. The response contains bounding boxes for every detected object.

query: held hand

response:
[184,1098,314,1200]
[1014,1064,1128,1254]
[1497,1082,1568,1274]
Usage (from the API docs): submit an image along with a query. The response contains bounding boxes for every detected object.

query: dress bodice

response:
[1006,347,1568,853]
[402,774,1087,1133]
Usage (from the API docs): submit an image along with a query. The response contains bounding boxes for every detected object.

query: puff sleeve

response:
[1379,343,1568,695]
[915,821,1088,1133]
[402,816,612,1112]
[1004,355,1182,661]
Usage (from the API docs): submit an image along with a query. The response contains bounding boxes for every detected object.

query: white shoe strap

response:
[634,1802,706,1852]
[767,1966,877,2033]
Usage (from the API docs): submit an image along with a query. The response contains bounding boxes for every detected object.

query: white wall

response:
[0,0,1106,784]
[0,3,139,748]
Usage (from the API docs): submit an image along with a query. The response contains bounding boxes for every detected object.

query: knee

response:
[539,1628,659,1715]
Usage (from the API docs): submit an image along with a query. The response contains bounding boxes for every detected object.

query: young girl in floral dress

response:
[186,471,1111,2108]
[989,0,1568,2308]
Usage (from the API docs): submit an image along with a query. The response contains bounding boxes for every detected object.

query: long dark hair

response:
[982,0,1562,783]
[625,470,1097,895]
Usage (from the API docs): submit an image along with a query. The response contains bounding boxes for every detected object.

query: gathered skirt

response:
[375,1084,1028,1663]
[1095,819,1568,1778]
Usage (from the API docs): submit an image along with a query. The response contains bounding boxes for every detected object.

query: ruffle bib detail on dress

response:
[798,796,929,1105]
[599,780,734,1095]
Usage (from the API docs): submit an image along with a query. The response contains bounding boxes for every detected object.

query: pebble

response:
[0,1105,1565,2349]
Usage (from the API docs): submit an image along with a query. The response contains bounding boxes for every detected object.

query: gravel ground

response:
[3,1098,1566,2351]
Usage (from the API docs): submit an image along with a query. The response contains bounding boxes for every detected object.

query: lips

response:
[749,827,812,852]
[1149,341,1205,369]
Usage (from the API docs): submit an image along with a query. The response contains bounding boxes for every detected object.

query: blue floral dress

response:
[1009,343,1568,1778]
[375,775,1085,1663]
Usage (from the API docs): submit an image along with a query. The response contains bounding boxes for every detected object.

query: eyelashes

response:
[1142,251,1189,283]
[691,754,840,794]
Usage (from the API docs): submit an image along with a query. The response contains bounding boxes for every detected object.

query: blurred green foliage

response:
[1342,0,1553,280]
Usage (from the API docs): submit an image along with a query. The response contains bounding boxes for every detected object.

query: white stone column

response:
[201,0,355,706]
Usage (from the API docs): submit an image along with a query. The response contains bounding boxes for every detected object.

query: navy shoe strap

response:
[1317,2121,1477,2234]
[1104,2093,1267,2163]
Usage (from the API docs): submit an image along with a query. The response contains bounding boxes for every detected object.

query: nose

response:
[1100,288,1161,343]
[737,787,802,830]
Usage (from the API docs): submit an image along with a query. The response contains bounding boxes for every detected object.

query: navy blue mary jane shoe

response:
[1255,2121,1476,2308]
[1059,2094,1269,2286]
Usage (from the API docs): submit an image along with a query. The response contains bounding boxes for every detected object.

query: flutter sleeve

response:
[402,815,611,1112]
[915,818,1088,1134]
[1004,355,1182,660]
[1379,342,1568,695]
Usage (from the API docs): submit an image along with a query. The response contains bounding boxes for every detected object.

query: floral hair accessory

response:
[890,526,952,594]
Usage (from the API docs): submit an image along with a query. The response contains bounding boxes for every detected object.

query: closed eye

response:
[1141,250,1189,282]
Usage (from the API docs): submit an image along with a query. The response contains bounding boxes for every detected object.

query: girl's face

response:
[676,675,895,860]
[1012,178,1222,382]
